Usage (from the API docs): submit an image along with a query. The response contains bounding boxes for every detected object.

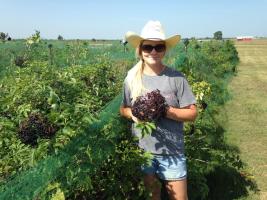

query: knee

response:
[165,181,188,200]
[176,194,188,200]
[168,193,188,200]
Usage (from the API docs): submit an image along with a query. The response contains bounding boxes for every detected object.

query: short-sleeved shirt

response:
[121,66,196,155]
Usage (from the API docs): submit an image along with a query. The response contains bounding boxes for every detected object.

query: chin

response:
[146,61,157,66]
[148,58,160,63]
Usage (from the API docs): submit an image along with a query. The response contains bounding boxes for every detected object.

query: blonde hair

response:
[125,44,146,101]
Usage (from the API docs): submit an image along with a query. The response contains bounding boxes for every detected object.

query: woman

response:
[120,20,197,200]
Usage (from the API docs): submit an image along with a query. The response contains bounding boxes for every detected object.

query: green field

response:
[0,37,259,199]
[218,39,267,200]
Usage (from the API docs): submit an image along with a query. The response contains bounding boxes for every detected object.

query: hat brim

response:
[125,31,181,50]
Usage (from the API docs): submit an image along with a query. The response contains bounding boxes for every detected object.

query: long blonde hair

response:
[125,44,146,101]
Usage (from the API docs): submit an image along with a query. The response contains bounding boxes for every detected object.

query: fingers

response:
[132,115,140,123]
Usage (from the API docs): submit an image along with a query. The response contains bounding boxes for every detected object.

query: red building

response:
[236,36,253,41]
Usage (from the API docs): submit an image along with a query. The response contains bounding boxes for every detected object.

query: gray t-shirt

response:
[121,66,196,155]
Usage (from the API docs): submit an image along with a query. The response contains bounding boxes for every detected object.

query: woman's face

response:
[140,40,166,66]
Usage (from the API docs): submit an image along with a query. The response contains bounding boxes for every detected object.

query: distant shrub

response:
[58,35,63,40]
[214,31,223,40]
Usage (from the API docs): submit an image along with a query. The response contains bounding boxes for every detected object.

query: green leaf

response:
[147,122,156,130]
[51,188,65,200]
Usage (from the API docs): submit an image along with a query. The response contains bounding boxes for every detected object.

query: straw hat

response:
[125,20,180,49]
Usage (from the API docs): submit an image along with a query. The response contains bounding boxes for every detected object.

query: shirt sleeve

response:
[176,77,197,108]
[121,80,132,107]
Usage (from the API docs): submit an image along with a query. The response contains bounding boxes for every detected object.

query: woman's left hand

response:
[165,104,197,122]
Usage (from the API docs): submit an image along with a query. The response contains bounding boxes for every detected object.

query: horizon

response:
[8,36,267,41]
[1,0,267,40]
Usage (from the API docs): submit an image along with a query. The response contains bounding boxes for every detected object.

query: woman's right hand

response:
[120,106,141,123]
[131,115,141,123]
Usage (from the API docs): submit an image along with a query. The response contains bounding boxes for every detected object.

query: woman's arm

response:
[165,104,197,122]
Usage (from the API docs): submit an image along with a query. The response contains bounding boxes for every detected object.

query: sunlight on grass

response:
[218,39,267,200]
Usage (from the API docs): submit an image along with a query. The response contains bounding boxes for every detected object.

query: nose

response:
[150,48,157,54]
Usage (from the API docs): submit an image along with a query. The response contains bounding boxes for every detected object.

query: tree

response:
[183,38,190,52]
[26,30,41,47]
[214,31,223,40]
[58,35,63,40]
[0,32,8,42]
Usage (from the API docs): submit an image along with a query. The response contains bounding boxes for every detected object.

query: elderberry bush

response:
[131,89,167,122]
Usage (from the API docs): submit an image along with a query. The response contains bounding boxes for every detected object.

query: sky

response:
[1,0,267,40]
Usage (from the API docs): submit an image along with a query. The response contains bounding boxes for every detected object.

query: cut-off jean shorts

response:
[141,154,187,181]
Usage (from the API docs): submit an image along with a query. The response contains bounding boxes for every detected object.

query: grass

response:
[217,39,267,200]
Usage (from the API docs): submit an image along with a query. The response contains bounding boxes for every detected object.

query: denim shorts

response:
[141,154,187,181]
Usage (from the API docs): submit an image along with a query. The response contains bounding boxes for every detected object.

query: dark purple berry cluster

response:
[14,56,27,67]
[18,113,58,146]
[131,89,167,122]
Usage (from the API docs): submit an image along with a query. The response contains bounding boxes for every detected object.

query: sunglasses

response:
[141,44,166,53]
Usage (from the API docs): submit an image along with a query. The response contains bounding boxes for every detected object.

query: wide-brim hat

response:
[125,20,180,50]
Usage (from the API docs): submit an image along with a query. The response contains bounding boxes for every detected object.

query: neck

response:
[143,62,165,76]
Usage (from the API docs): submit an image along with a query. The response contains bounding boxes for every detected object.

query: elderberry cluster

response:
[18,113,57,146]
[131,89,167,122]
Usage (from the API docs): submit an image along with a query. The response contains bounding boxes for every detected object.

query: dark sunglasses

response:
[141,44,166,53]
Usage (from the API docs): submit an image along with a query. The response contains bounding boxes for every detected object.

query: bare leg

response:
[165,179,188,200]
[144,174,162,200]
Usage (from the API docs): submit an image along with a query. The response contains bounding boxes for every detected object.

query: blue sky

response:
[1,0,267,39]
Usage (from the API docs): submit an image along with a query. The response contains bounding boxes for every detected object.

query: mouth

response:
[148,56,160,59]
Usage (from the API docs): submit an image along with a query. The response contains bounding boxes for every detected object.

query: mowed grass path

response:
[221,39,267,200]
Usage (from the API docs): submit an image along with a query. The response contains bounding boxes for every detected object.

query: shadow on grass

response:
[204,124,259,199]
[203,124,259,200]
[206,165,259,200]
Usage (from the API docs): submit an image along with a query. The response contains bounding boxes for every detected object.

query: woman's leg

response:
[165,179,188,200]
[144,174,162,200]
